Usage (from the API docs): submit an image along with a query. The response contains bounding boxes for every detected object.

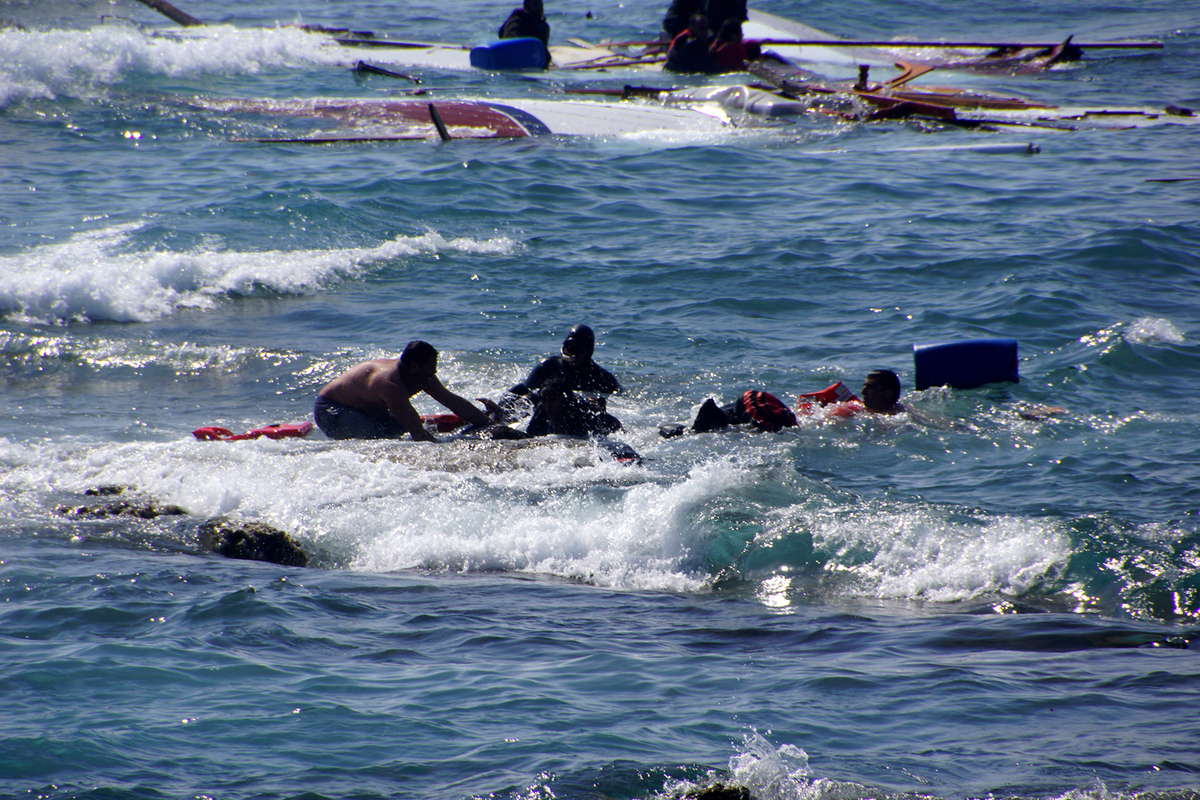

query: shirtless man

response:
[314,341,494,441]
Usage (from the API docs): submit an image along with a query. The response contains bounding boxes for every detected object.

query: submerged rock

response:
[58,486,186,519]
[84,485,128,497]
[682,785,751,800]
[198,518,309,568]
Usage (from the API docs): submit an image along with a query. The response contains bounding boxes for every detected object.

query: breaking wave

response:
[0,221,517,324]
[0,23,368,106]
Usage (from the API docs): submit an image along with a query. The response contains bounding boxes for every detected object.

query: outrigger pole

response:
[130,0,203,27]
[753,37,1163,50]
[607,37,1162,50]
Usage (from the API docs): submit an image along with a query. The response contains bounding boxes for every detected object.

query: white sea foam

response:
[800,501,1071,602]
[0,429,1070,601]
[1123,316,1184,346]
[661,730,878,800]
[0,23,360,106]
[727,732,816,800]
[0,222,517,324]
[348,450,750,591]
[1080,317,1185,352]
[0,435,753,592]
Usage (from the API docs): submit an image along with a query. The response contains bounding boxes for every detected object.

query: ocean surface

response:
[2,0,1199,798]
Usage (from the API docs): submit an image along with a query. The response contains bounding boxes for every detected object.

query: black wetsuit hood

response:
[562,324,595,361]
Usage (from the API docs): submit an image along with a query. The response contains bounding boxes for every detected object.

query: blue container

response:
[913,339,1019,390]
[469,38,549,70]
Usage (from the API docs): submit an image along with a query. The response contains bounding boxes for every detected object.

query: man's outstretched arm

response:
[425,378,494,428]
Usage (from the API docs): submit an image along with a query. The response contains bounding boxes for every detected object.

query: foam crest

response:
[0,436,757,592]
[0,223,517,324]
[804,503,1071,602]
[662,731,872,800]
[0,23,354,105]
[0,433,1073,602]
[1123,316,1184,345]
[349,452,753,591]
[727,732,815,800]
[1079,316,1185,353]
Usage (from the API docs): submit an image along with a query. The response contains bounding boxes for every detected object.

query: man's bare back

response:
[320,359,421,420]
[314,343,492,441]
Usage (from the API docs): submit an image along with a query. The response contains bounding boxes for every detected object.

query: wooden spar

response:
[130,0,203,26]
[334,38,469,50]
[559,56,666,70]
[428,104,452,142]
[753,37,1162,50]
[353,61,421,83]
[598,36,1161,50]
[234,135,434,144]
[885,62,935,87]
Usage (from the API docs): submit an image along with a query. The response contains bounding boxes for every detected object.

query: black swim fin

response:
[691,398,731,433]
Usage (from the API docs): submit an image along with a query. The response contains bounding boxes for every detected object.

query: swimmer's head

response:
[400,340,438,382]
[561,324,595,363]
[861,369,901,411]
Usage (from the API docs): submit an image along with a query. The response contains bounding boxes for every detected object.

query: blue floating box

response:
[913,339,1019,390]
[469,38,548,70]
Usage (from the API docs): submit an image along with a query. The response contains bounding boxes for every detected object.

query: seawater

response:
[1,0,1198,798]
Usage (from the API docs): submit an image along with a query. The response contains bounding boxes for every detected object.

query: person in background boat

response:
[314,341,497,442]
[709,19,748,72]
[660,0,702,40]
[498,0,551,67]
[665,13,718,74]
[660,0,746,42]
[703,0,747,37]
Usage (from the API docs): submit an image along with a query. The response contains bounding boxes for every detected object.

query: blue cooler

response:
[913,339,1019,390]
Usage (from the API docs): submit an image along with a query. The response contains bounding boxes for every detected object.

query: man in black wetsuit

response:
[703,0,747,36]
[506,324,623,436]
[510,324,621,398]
[499,0,551,67]
[526,379,622,437]
[661,0,702,40]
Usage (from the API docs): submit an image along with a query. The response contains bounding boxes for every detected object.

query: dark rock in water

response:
[58,490,187,519]
[682,785,751,800]
[85,484,128,497]
[199,519,309,568]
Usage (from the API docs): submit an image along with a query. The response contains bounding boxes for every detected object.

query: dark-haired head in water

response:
[861,369,905,414]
